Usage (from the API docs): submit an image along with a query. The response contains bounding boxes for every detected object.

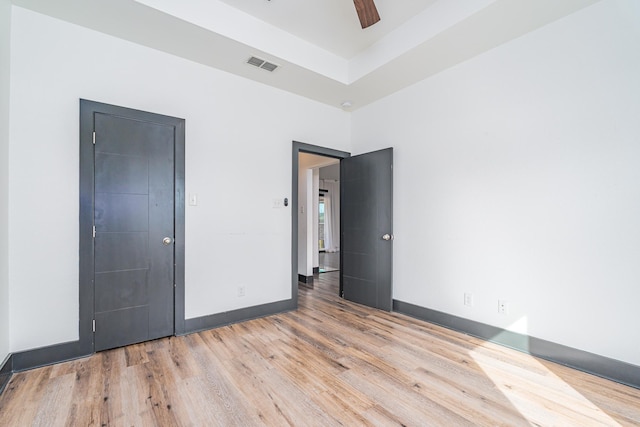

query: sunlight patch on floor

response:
[469,319,621,426]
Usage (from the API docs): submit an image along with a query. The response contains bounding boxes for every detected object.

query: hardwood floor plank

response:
[162,336,203,382]
[1,271,639,426]
[31,373,75,427]
[124,342,151,367]
[182,333,264,426]
[538,360,640,425]
[337,356,476,426]
[64,357,102,427]
[410,365,530,427]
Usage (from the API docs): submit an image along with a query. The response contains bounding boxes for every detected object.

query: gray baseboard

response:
[12,340,91,372]
[0,341,90,389]
[0,353,12,395]
[393,300,640,390]
[298,274,314,286]
[183,298,296,335]
[313,267,320,274]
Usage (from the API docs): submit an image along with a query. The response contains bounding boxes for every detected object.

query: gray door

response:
[341,148,393,311]
[93,112,175,351]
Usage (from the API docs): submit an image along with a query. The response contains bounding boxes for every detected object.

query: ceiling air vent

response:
[246,56,279,72]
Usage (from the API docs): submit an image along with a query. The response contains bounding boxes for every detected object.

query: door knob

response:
[162,237,173,246]
[382,234,394,241]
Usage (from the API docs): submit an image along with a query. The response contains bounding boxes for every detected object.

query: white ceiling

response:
[11,0,600,110]
[216,0,439,59]
[299,153,340,170]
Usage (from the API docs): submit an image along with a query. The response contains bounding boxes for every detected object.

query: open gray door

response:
[93,110,175,351]
[341,148,393,311]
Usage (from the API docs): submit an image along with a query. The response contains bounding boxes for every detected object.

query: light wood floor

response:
[1,272,639,426]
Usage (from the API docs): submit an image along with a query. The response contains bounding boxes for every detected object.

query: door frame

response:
[79,99,186,353]
[291,141,349,305]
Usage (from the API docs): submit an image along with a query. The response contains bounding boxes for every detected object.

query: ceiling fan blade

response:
[353,0,380,29]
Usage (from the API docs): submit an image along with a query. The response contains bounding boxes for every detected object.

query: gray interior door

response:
[341,148,393,311]
[93,112,175,351]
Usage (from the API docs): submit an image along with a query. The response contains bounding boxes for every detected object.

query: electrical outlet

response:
[238,285,246,297]
[498,299,508,315]
[464,293,474,307]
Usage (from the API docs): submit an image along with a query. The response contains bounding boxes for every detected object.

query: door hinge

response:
[92,319,96,332]
[92,131,96,145]
[92,226,96,238]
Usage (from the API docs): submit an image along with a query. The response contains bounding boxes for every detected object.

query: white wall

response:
[0,0,11,363]
[319,164,340,181]
[297,165,313,278]
[8,7,350,351]
[352,0,640,366]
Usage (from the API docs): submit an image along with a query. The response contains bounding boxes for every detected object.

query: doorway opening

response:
[318,162,341,274]
[297,154,341,282]
[291,142,349,304]
[291,141,394,312]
